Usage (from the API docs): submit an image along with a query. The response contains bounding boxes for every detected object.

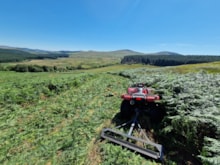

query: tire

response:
[120,100,134,119]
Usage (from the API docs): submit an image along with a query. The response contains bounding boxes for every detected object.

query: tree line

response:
[121,55,220,66]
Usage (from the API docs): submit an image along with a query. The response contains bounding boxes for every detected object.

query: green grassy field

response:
[0,58,220,164]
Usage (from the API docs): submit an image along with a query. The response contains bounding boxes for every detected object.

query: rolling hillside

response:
[69,49,144,58]
[0,47,69,63]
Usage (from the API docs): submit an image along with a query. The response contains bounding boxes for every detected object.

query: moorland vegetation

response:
[0,47,220,164]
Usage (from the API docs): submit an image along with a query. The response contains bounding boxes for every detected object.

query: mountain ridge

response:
[0,45,181,56]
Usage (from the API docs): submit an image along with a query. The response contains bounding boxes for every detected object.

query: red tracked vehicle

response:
[120,83,161,119]
[101,83,164,160]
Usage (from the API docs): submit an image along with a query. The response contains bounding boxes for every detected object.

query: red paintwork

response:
[127,88,138,94]
[121,86,160,102]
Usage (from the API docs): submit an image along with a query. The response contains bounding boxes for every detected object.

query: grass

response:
[168,61,220,73]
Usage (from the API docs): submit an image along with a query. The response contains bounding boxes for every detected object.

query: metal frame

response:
[101,108,163,160]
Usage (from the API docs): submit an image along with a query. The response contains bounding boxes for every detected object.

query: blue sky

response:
[0,0,220,54]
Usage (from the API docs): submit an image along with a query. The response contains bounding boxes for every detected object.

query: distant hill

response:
[0,46,145,62]
[1,45,220,66]
[0,46,69,63]
[112,49,144,55]
[152,51,182,56]
[0,46,49,54]
[69,49,144,58]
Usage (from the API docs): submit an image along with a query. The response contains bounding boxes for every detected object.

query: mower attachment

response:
[101,128,163,160]
[101,108,163,160]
